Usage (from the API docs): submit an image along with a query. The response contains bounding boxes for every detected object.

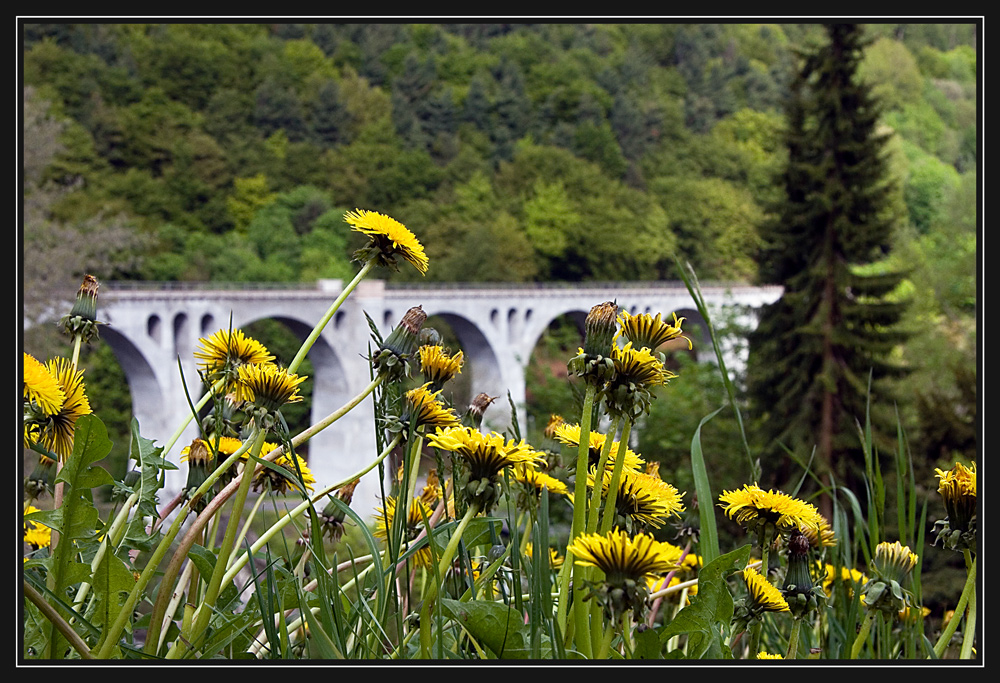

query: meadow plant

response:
[21,210,977,662]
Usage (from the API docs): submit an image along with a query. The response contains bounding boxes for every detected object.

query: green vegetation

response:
[21,21,977,661]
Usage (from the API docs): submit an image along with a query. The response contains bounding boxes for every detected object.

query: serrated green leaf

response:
[440,598,531,659]
[90,549,136,652]
[658,544,749,659]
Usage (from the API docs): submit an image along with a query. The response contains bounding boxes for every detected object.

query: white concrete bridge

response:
[97,279,781,511]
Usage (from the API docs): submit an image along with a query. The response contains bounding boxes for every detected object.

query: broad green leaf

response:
[90,549,137,652]
[658,544,750,659]
[440,598,532,659]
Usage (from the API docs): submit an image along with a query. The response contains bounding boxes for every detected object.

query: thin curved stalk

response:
[24,580,93,660]
[288,259,374,374]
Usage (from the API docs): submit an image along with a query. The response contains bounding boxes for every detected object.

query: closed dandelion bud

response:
[321,479,359,541]
[111,469,142,503]
[860,541,918,618]
[59,275,105,343]
[181,439,214,510]
[568,302,618,386]
[24,455,57,500]
[782,529,825,618]
[373,306,426,382]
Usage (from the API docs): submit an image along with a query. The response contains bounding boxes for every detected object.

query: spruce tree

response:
[747,24,910,500]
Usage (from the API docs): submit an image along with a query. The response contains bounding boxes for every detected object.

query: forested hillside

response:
[22,21,977,486]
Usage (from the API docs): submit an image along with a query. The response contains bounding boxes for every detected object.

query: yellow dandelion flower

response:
[23,505,52,551]
[568,529,682,582]
[418,345,463,389]
[373,496,435,567]
[234,363,306,412]
[405,383,461,430]
[552,422,645,472]
[194,329,274,388]
[525,542,564,570]
[23,353,65,417]
[757,651,784,659]
[346,208,428,275]
[718,484,825,536]
[872,540,919,583]
[616,310,692,352]
[427,426,543,481]
[38,358,92,461]
[512,463,569,497]
[253,450,315,495]
[590,467,686,529]
[610,342,673,388]
[935,461,976,534]
[742,565,789,613]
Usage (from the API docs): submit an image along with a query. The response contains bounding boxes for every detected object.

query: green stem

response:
[288,259,374,375]
[558,383,596,650]
[71,491,139,610]
[169,429,268,659]
[140,431,261,656]
[960,550,976,659]
[585,416,620,534]
[747,620,763,659]
[850,609,878,659]
[419,501,481,658]
[223,435,400,588]
[786,617,802,659]
[933,554,976,658]
[230,487,268,568]
[598,418,632,534]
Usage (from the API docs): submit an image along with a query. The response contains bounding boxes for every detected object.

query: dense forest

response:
[21,22,977,513]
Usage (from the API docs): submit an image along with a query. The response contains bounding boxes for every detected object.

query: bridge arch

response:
[423,311,505,411]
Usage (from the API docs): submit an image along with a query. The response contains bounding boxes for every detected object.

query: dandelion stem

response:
[559,382,597,652]
[598,418,632,534]
[933,552,976,657]
[960,550,977,659]
[850,609,878,659]
[169,429,268,659]
[288,259,375,375]
[585,416,620,534]
[786,617,802,659]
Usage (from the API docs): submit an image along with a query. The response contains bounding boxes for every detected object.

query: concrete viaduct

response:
[97,279,781,512]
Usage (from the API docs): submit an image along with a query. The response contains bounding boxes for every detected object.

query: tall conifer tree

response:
[747,25,910,498]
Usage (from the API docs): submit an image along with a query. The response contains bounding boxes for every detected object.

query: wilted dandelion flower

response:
[719,484,824,541]
[194,329,274,391]
[346,208,428,275]
[372,306,427,382]
[251,446,316,495]
[568,302,619,385]
[418,345,463,391]
[568,529,682,620]
[616,310,692,353]
[58,274,104,342]
[319,479,359,542]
